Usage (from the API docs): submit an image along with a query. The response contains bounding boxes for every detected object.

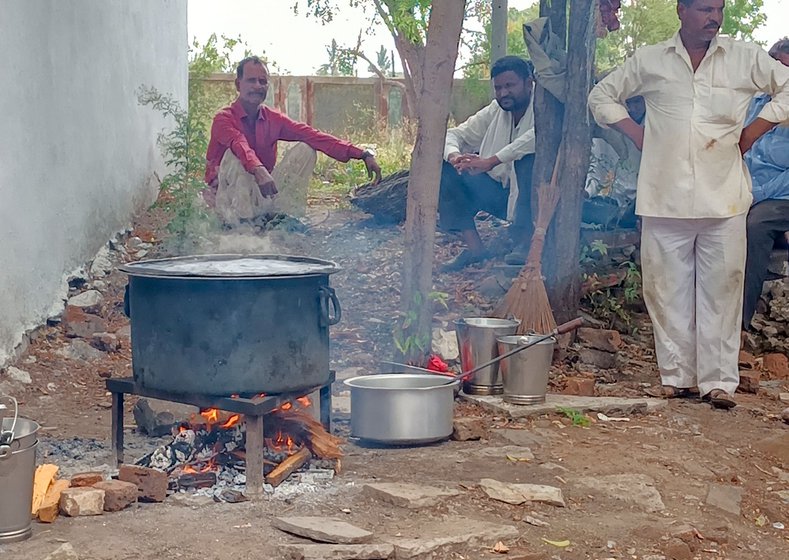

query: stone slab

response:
[705,484,743,517]
[362,482,460,509]
[383,517,519,559]
[273,516,373,544]
[461,393,666,418]
[574,474,665,512]
[480,478,565,507]
[282,543,394,559]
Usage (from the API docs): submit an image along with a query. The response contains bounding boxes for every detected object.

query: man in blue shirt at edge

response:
[743,38,789,333]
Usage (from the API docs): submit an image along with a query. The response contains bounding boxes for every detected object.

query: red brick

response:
[118,465,168,502]
[563,377,596,397]
[93,480,138,511]
[763,353,789,379]
[70,472,105,487]
[736,370,761,394]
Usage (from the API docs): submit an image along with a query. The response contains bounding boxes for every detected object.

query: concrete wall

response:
[0,0,187,365]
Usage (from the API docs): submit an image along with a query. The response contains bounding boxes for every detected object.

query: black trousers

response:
[437,155,535,244]
[743,199,789,329]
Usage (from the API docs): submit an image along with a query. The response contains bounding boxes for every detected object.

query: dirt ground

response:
[2,196,789,560]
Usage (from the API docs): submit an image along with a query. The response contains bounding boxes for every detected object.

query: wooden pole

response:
[491,0,508,64]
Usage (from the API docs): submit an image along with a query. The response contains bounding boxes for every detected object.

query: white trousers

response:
[640,215,746,396]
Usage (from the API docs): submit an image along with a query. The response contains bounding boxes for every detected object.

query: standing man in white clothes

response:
[588,0,789,408]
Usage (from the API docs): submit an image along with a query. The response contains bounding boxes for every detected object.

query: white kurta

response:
[588,33,789,219]
[588,34,789,396]
[444,99,535,220]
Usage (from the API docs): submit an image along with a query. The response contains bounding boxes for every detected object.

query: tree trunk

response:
[397,0,466,362]
[530,0,566,220]
[543,0,596,323]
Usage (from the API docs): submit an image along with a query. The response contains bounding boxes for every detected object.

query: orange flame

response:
[200,408,219,424]
[220,414,241,429]
[297,396,312,407]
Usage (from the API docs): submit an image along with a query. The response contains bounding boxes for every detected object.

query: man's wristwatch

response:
[361,148,376,161]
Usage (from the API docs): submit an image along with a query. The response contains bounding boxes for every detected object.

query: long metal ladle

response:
[382,317,584,381]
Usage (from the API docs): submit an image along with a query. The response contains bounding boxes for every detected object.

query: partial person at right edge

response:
[742,38,789,335]
[438,56,537,272]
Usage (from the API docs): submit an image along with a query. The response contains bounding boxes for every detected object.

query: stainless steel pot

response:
[455,317,520,395]
[497,335,555,405]
[120,254,341,396]
[344,374,459,444]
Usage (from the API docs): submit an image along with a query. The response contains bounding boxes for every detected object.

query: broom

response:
[495,152,562,334]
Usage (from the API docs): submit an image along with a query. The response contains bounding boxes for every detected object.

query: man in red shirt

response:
[204,56,381,222]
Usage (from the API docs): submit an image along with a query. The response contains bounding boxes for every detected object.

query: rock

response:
[384,517,518,559]
[705,484,743,516]
[577,328,622,352]
[578,347,618,369]
[664,538,693,560]
[128,236,145,250]
[93,480,138,512]
[362,483,460,509]
[57,339,105,361]
[452,417,487,441]
[738,350,757,369]
[4,366,32,385]
[67,290,104,312]
[563,376,596,396]
[132,398,196,437]
[70,472,105,487]
[431,328,459,361]
[90,280,107,291]
[91,332,120,352]
[737,370,761,394]
[782,408,789,424]
[670,524,700,547]
[478,276,507,299]
[574,474,665,512]
[90,247,114,277]
[59,487,105,516]
[474,445,535,461]
[116,324,132,339]
[479,479,565,507]
[273,516,373,544]
[118,464,168,502]
[43,543,79,560]
[776,490,789,504]
[780,393,789,403]
[282,543,395,560]
[62,305,108,339]
[754,432,789,463]
[763,353,789,379]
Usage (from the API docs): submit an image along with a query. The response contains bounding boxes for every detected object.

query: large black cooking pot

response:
[119,254,341,396]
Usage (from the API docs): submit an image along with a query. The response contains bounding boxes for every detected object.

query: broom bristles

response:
[495,151,562,333]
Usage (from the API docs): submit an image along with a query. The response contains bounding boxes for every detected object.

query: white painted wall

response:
[0,0,187,365]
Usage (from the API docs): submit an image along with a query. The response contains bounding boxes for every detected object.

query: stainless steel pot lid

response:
[119,254,340,278]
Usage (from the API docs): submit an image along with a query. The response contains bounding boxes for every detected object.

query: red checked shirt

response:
[204,99,365,186]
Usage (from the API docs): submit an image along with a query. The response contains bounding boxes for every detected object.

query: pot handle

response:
[319,287,342,327]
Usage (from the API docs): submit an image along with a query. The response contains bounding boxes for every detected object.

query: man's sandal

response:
[644,385,697,399]
[703,389,737,409]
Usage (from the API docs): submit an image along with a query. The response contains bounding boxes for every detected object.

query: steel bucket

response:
[455,318,520,395]
[0,397,40,543]
[497,335,555,405]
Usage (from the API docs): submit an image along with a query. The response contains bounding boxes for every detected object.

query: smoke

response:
[197,224,311,257]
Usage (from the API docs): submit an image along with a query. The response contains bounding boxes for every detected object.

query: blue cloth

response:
[745,94,789,204]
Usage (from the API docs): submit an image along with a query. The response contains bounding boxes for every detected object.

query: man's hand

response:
[611,118,645,151]
[362,155,382,184]
[739,117,776,155]
[252,166,278,198]
[454,154,500,175]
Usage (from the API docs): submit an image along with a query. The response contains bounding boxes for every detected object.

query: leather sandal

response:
[704,389,737,409]
[644,385,697,399]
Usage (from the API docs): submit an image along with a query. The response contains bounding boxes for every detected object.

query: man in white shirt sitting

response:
[438,56,536,272]
[588,0,789,408]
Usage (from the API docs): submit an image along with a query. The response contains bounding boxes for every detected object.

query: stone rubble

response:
[362,482,460,509]
[59,487,105,517]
